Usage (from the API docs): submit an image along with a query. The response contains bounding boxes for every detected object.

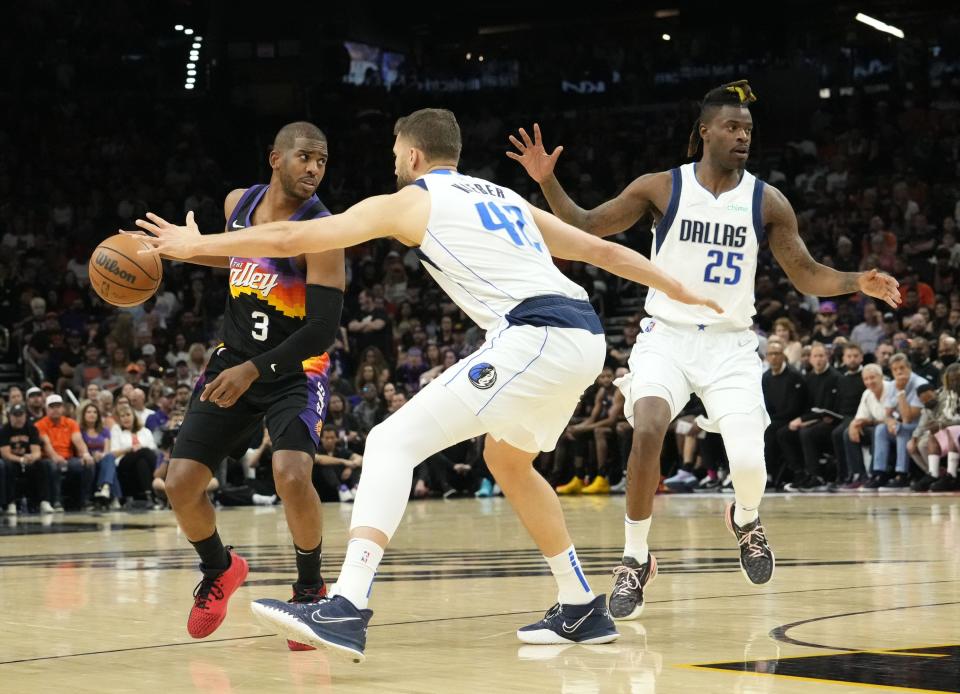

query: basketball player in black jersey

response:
[138,122,344,648]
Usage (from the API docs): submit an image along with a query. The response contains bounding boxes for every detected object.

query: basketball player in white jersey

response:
[135,108,723,660]
[508,80,900,620]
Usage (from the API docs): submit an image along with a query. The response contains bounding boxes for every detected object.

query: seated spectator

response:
[910,365,960,492]
[811,302,840,345]
[936,335,959,370]
[0,404,54,514]
[864,354,928,489]
[779,344,840,491]
[354,383,384,436]
[312,428,362,502]
[761,338,807,484]
[909,337,940,384]
[772,318,803,369]
[324,394,362,452]
[842,364,892,490]
[875,341,895,376]
[35,394,95,510]
[25,386,46,423]
[850,301,884,355]
[110,405,158,504]
[78,403,121,508]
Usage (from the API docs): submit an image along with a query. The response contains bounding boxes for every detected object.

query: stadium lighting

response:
[196,36,203,42]
[819,88,831,99]
[192,42,200,49]
[662,33,671,41]
[478,55,484,62]
[187,69,197,76]
[174,24,184,31]
[187,62,196,69]
[855,12,904,39]
[184,28,195,35]
[466,52,472,60]
[185,83,194,90]
[186,77,196,84]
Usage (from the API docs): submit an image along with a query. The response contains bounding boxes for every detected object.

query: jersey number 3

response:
[251,311,269,341]
[703,250,743,285]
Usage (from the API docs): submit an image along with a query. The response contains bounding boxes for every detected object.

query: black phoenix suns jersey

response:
[222,184,331,359]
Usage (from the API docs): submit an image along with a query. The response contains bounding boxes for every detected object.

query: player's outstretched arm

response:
[135,190,423,260]
[530,206,722,314]
[507,123,658,238]
[765,186,900,308]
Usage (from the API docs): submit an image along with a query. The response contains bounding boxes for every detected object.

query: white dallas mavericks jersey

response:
[415,170,588,332]
[644,162,765,330]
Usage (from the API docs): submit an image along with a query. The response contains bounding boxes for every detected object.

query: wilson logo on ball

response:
[95,252,137,284]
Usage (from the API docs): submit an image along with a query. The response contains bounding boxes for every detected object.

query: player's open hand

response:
[506,123,563,184]
[670,285,724,314]
[129,211,202,259]
[858,269,900,309]
[200,361,260,409]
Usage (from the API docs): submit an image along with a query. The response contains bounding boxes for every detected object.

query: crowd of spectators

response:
[2,6,959,515]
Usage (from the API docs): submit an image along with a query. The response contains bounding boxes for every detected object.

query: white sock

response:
[734,503,760,527]
[948,452,959,477]
[928,454,941,478]
[624,515,651,561]
[330,538,384,610]
[545,545,595,605]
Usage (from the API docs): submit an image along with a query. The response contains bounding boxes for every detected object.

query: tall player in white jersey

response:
[136,108,722,660]
[509,81,900,619]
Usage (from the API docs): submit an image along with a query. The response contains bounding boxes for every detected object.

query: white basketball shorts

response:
[616,317,770,429]
[441,320,607,453]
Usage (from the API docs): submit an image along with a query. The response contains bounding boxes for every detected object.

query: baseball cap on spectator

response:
[126,363,142,374]
[41,381,55,391]
[26,387,43,397]
[141,344,157,356]
[162,387,175,398]
[46,394,63,407]
[9,404,26,416]
[883,312,896,322]
[818,301,837,314]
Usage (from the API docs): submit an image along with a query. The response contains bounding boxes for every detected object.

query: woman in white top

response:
[111,406,158,503]
[841,364,892,489]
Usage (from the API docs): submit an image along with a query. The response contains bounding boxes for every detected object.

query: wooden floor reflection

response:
[1,493,958,693]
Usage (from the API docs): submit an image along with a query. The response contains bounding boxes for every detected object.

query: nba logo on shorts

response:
[641,318,657,333]
[361,550,371,564]
[468,363,497,389]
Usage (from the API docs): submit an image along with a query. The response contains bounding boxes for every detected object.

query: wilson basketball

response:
[88,234,163,307]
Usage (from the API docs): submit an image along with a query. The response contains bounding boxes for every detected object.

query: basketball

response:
[88,234,163,307]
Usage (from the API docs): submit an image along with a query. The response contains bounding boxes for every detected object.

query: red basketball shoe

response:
[187,548,249,638]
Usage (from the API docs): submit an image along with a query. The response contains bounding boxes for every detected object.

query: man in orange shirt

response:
[35,394,95,511]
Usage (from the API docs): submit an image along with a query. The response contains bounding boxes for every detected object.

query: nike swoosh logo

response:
[311,610,361,624]
[216,347,226,356]
[231,220,245,229]
[270,363,277,373]
[561,608,593,633]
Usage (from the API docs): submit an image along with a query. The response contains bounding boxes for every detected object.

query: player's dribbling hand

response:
[506,123,563,183]
[200,361,260,409]
[858,269,900,309]
[130,211,202,259]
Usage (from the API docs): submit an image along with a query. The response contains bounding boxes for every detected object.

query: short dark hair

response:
[393,108,461,163]
[844,342,863,353]
[273,121,326,151]
[687,80,757,157]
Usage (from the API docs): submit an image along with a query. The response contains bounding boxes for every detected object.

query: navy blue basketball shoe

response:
[517,594,619,645]
[251,594,373,662]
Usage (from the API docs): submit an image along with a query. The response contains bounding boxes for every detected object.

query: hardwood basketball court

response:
[1,493,958,693]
